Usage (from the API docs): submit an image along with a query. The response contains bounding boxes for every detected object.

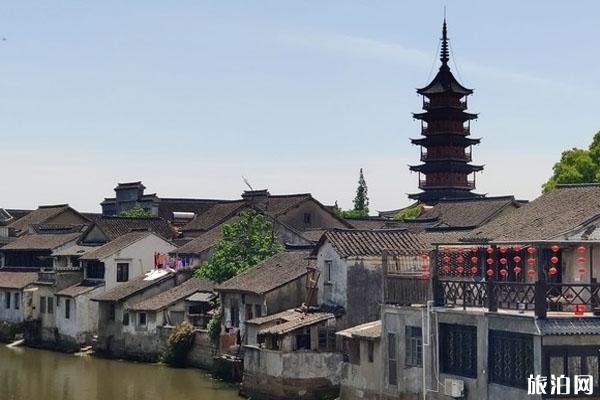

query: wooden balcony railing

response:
[385,276,600,319]
[419,180,476,190]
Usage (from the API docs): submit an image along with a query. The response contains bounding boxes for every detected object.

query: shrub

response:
[160,322,196,367]
[207,308,222,343]
[0,321,19,343]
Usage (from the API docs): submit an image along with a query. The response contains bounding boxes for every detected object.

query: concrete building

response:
[49,231,177,349]
[0,272,38,323]
[215,249,315,352]
[336,320,382,400]
[242,308,342,400]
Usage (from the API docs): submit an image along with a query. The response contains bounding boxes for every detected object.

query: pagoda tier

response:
[408,19,483,205]
[410,136,481,147]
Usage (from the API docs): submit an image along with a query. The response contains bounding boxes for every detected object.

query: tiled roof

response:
[156,198,224,222]
[0,272,38,289]
[215,250,315,295]
[300,229,328,243]
[128,277,214,312]
[56,281,103,297]
[314,229,430,258]
[51,244,96,257]
[417,196,521,229]
[91,270,175,302]
[1,232,82,251]
[79,231,154,261]
[336,320,381,340]
[539,318,600,336]
[91,216,177,241]
[7,205,72,235]
[181,201,247,233]
[260,194,312,216]
[346,218,388,230]
[175,215,240,255]
[469,185,600,242]
[256,309,335,336]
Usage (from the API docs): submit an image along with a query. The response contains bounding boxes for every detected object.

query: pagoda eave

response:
[413,110,478,122]
[409,162,484,173]
[410,136,481,147]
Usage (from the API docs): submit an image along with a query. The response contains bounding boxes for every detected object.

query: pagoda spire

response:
[440,18,449,66]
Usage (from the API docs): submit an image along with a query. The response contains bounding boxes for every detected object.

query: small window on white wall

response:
[325,260,333,282]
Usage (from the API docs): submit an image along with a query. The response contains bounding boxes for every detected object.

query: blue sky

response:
[1,1,599,212]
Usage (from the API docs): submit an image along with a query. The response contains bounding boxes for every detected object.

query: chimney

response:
[242,189,270,208]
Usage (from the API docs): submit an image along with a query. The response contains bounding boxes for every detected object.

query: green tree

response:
[543,131,600,192]
[118,207,151,218]
[393,202,424,220]
[353,168,369,216]
[194,210,282,283]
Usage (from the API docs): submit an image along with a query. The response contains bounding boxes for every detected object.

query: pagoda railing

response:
[422,100,467,110]
[421,126,470,135]
[420,152,472,162]
[419,180,476,190]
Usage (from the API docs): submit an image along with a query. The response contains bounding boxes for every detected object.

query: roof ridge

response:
[38,204,69,209]
[555,183,600,189]
[437,195,515,203]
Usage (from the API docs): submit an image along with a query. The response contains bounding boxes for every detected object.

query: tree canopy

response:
[118,207,151,218]
[543,131,600,192]
[194,210,282,283]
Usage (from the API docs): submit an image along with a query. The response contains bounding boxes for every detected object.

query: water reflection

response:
[0,346,241,400]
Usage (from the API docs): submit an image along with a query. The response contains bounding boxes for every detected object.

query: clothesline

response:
[153,252,193,271]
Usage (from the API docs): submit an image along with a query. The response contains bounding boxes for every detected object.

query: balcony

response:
[418,179,476,190]
[420,149,472,162]
[422,99,467,110]
[422,125,470,135]
[37,271,56,284]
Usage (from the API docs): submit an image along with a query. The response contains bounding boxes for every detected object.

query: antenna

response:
[242,176,254,191]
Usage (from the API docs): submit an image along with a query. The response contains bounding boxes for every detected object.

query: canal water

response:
[0,345,242,400]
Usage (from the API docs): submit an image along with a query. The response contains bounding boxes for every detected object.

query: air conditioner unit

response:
[444,378,464,398]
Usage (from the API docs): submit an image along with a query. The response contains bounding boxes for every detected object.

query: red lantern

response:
[486,246,494,254]
[513,255,522,263]
[550,256,559,264]
[486,258,494,265]
[577,257,586,264]
[442,246,450,253]
[513,244,522,252]
[514,266,522,275]
[471,256,478,264]
[486,269,495,277]
[442,256,451,263]
[421,264,429,270]
[456,246,464,253]
[421,272,430,280]
[578,267,587,274]
[499,269,508,277]
[442,265,451,274]
[470,245,478,253]
[499,245,508,253]
[527,258,536,266]
[470,266,478,274]
[456,266,464,274]
[527,269,536,277]
[456,256,465,263]
[499,257,507,265]
[527,247,536,254]
[421,254,429,260]
[549,267,558,275]
[577,245,586,254]
[551,245,560,252]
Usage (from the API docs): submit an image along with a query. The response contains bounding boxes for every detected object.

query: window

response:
[368,341,375,363]
[405,326,423,367]
[245,304,254,321]
[70,257,80,269]
[303,213,312,225]
[116,263,129,282]
[255,304,263,318]
[14,293,19,310]
[489,330,534,389]
[123,312,130,326]
[47,297,54,314]
[350,340,361,364]
[296,331,311,350]
[65,299,71,319]
[318,328,336,352]
[4,292,10,309]
[388,333,398,385]
[440,323,477,378]
[109,304,116,321]
[139,313,147,326]
[40,296,47,314]
[86,261,105,280]
[230,300,240,328]
[325,260,333,282]
[544,346,599,395]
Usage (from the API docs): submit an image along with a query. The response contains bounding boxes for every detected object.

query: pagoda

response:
[408,20,483,205]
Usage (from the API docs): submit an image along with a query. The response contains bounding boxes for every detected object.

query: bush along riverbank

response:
[0,321,21,343]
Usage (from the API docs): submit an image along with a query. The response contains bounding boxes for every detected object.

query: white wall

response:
[316,241,348,307]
